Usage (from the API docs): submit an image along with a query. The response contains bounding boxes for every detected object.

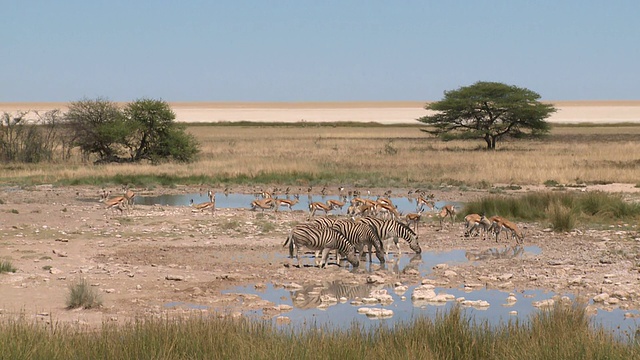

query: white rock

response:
[460,300,490,308]
[532,299,555,308]
[411,285,437,300]
[593,293,610,303]
[443,270,458,278]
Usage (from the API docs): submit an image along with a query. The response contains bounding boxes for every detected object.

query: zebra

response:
[357,216,421,256]
[283,224,359,268]
[310,217,385,263]
[331,219,385,263]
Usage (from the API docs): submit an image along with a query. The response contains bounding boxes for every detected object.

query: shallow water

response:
[165,246,639,341]
[135,192,462,214]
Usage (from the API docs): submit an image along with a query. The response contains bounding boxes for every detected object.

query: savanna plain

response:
[2,117,640,358]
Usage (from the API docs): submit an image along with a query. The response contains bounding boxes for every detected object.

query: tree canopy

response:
[66,98,199,163]
[418,81,556,149]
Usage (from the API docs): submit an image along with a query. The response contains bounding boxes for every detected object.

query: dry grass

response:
[2,124,640,187]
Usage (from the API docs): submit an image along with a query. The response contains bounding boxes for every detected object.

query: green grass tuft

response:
[66,278,102,309]
[0,260,17,273]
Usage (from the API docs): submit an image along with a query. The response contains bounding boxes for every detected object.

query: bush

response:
[66,278,102,309]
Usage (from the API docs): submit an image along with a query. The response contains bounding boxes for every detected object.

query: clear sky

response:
[2,1,639,102]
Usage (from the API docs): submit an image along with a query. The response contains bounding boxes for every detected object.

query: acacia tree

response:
[67,98,199,163]
[66,98,130,162]
[418,82,556,149]
[122,98,198,163]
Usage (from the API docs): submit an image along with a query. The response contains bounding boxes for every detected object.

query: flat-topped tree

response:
[418,81,556,149]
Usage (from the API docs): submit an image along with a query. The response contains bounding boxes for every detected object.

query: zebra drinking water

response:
[357,216,421,256]
[283,224,359,268]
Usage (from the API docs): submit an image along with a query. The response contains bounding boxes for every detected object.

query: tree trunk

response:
[485,135,497,150]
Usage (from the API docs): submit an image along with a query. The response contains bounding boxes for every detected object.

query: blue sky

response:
[2,1,639,102]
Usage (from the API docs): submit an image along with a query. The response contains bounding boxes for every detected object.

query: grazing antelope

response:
[438,205,457,229]
[491,216,526,244]
[487,215,506,240]
[351,203,377,218]
[251,198,275,212]
[309,201,333,218]
[275,198,299,212]
[464,213,492,239]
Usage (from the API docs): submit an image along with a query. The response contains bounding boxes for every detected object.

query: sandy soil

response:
[1,101,639,124]
[1,184,640,327]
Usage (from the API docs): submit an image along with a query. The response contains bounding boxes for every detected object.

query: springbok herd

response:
[98,186,526,270]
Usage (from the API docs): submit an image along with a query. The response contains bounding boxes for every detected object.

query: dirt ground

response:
[1,184,640,327]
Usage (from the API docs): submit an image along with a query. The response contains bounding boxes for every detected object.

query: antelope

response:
[190,198,215,214]
[251,198,274,212]
[491,217,526,244]
[438,205,457,229]
[404,208,424,234]
[416,195,434,212]
[464,213,492,239]
[351,203,377,217]
[104,195,127,214]
[376,203,401,220]
[309,201,333,218]
[275,198,299,212]
[376,197,394,207]
[326,199,345,210]
[98,189,111,202]
[352,197,377,208]
[124,188,136,209]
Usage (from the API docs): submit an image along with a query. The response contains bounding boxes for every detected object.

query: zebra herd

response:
[283,216,421,269]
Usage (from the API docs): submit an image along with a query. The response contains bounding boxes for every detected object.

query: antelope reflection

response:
[465,245,524,262]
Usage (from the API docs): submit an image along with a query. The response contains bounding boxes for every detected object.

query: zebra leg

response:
[320,248,332,268]
[393,236,401,254]
[314,250,321,267]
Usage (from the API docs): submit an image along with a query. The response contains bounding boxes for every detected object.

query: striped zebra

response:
[283,224,359,268]
[331,219,385,263]
[311,217,385,263]
[357,216,421,256]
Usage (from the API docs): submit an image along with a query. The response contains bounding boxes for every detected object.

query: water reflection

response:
[465,245,530,262]
[290,280,382,310]
[135,192,463,215]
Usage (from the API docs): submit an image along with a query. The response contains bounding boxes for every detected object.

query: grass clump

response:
[66,278,102,309]
[0,260,17,273]
[547,201,577,232]
[463,191,640,231]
